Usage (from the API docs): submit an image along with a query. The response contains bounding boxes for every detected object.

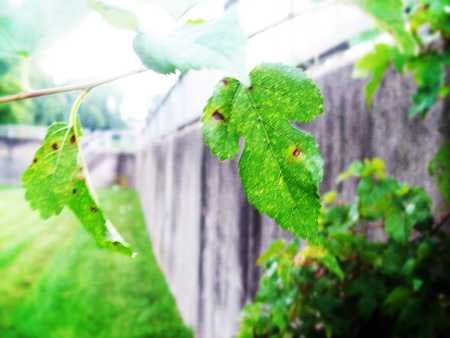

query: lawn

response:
[0,187,193,338]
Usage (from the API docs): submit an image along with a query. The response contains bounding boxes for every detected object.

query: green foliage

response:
[238,159,449,338]
[202,64,324,240]
[0,187,193,338]
[351,0,417,54]
[134,9,247,82]
[354,44,398,106]
[429,141,450,203]
[88,0,139,31]
[353,0,450,116]
[22,107,132,255]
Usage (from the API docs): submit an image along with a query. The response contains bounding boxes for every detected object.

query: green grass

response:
[0,187,193,338]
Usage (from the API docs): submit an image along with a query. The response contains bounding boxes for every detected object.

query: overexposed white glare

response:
[35,0,370,122]
[37,10,173,121]
[37,0,226,122]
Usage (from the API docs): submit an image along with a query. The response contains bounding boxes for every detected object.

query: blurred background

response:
[0,0,448,338]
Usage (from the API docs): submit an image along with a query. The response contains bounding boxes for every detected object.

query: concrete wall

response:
[136,61,447,338]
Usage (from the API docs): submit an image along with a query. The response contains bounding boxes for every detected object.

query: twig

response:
[429,209,450,236]
[0,67,147,104]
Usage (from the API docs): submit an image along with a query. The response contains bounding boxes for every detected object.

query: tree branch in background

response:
[0,67,147,104]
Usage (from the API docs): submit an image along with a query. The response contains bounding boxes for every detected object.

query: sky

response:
[16,0,370,122]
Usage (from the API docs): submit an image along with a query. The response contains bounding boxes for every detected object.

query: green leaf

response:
[429,141,450,203]
[257,239,287,266]
[133,9,247,82]
[295,244,344,279]
[22,122,133,255]
[88,0,139,31]
[358,176,433,242]
[202,64,324,240]
[350,0,417,54]
[337,157,386,181]
[354,44,395,107]
[407,55,444,118]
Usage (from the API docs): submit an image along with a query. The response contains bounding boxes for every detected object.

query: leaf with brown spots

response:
[202,64,324,241]
[22,121,133,255]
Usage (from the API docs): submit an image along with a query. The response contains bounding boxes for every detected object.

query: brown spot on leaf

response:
[222,78,229,86]
[33,158,38,164]
[70,134,77,144]
[52,143,58,150]
[212,110,224,121]
[90,206,98,213]
[292,148,302,157]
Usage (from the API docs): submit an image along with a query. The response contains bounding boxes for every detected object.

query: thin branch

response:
[0,67,148,104]
[429,209,450,236]
[246,1,335,39]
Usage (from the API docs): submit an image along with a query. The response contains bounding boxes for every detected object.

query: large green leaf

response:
[22,121,133,255]
[202,64,324,241]
[350,0,417,55]
[133,9,247,82]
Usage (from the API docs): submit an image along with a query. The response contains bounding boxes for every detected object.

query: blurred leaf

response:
[358,176,433,242]
[337,157,386,181]
[133,9,248,83]
[202,64,324,240]
[383,286,412,314]
[350,0,417,54]
[88,0,139,31]
[295,244,344,279]
[354,44,396,107]
[22,121,132,255]
[429,141,450,203]
[408,54,444,118]
[257,239,287,266]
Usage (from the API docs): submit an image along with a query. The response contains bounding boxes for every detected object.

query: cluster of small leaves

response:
[353,0,450,118]
[202,64,324,241]
[238,158,450,338]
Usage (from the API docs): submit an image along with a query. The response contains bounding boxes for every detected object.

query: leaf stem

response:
[69,89,91,128]
[0,67,147,104]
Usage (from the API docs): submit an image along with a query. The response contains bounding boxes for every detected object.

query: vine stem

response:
[0,67,148,104]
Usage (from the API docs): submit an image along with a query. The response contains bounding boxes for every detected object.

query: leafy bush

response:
[238,159,450,338]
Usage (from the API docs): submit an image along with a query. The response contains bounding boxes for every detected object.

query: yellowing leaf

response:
[22,121,133,255]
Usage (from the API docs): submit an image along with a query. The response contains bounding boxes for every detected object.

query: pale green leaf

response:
[257,239,287,266]
[22,122,133,255]
[133,9,248,83]
[295,244,344,279]
[202,64,324,240]
[354,44,395,107]
[88,0,139,31]
[350,0,418,54]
